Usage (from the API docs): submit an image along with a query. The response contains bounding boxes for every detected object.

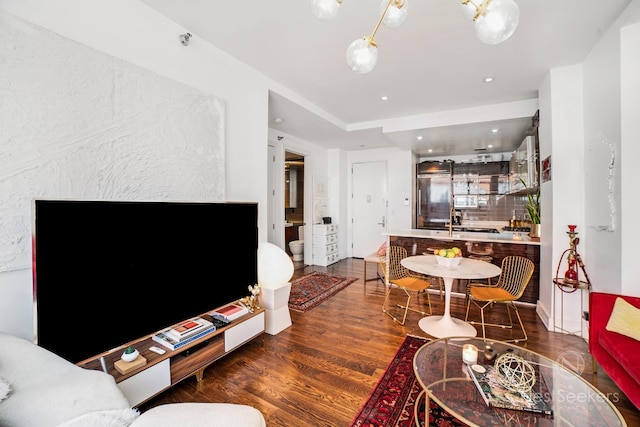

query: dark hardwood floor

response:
[139,258,639,426]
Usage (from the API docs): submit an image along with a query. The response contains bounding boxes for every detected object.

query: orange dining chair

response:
[378,246,434,325]
[464,255,535,342]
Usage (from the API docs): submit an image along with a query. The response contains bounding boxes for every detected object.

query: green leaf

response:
[519,178,540,224]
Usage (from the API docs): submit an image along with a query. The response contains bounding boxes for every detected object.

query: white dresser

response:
[312,224,339,266]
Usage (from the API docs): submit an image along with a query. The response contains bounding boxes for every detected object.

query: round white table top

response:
[401,255,501,280]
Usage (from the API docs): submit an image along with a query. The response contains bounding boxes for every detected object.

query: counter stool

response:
[364,253,383,283]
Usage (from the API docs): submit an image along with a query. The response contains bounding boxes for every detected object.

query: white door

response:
[352,161,387,258]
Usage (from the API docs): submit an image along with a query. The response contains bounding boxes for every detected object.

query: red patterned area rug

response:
[288,271,358,312]
[350,335,465,427]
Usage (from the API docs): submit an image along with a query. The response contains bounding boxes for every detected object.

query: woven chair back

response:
[378,246,412,282]
[494,256,535,298]
[387,246,411,281]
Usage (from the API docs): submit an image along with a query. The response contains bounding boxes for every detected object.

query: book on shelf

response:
[152,325,216,351]
[165,317,214,341]
[467,363,553,416]
[211,303,249,322]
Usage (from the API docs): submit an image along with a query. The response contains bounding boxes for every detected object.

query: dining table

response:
[401,255,501,338]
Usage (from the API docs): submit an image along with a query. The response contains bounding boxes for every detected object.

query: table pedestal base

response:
[418,315,477,338]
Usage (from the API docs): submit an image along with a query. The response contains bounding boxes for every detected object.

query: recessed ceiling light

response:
[488,144,493,148]
[428,149,433,153]
[274,117,283,124]
[491,128,498,133]
[416,135,423,141]
[381,96,389,101]
[484,76,494,83]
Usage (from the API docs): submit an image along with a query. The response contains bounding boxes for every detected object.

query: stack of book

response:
[211,303,249,322]
[466,363,553,416]
[152,317,215,351]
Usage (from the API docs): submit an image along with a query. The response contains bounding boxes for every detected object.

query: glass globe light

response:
[381,0,408,29]
[459,0,477,21]
[346,37,378,74]
[310,0,341,21]
[475,0,519,45]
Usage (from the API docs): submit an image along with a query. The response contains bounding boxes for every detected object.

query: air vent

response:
[474,147,487,152]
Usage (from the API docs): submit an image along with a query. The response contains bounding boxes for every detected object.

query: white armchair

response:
[0,332,265,427]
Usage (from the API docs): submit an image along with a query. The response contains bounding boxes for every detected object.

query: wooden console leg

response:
[195,368,204,382]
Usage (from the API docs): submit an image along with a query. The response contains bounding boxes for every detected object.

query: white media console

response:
[78,307,265,407]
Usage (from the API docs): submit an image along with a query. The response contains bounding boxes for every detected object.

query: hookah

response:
[554,225,591,293]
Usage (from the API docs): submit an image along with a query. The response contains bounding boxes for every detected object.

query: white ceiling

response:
[141,0,631,157]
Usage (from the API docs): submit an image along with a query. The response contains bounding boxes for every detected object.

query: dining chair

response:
[411,246,443,300]
[464,255,535,342]
[378,246,433,325]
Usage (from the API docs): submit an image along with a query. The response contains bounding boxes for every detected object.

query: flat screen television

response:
[32,199,258,364]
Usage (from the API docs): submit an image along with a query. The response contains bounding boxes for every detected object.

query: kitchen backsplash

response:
[459,194,531,223]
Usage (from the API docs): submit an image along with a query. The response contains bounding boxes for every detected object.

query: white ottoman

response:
[132,403,266,427]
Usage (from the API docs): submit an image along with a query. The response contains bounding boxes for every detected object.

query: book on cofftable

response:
[467,363,553,416]
[211,303,249,322]
[152,325,215,351]
[165,317,214,341]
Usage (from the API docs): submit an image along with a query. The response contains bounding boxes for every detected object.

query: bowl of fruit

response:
[434,247,462,267]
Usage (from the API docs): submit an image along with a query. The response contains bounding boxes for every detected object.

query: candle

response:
[462,344,478,364]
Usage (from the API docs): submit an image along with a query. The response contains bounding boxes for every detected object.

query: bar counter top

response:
[386,228,540,246]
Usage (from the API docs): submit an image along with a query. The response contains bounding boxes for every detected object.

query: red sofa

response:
[589,292,640,410]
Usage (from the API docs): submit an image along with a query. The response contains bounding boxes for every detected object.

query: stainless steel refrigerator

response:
[416,161,453,229]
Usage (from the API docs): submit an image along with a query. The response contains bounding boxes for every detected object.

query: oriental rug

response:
[288,271,358,312]
[350,335,465,427]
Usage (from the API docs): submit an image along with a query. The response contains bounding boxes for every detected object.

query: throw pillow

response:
[0,377,10,402]
[605,297,640,341]
[376,241,387,257]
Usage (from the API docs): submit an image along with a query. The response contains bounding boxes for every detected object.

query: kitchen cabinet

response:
[509,136,538,193]
[452,161,509,196]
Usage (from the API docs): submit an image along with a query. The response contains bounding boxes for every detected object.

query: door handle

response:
[377,216,386,227]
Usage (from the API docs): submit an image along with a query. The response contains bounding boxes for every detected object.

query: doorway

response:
[352,161,388,258]
[285,151,305,267]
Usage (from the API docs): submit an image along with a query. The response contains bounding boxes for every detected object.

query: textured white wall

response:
[0,11,225,272]
[0,11,224,338]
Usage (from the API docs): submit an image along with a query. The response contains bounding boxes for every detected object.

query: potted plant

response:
[520,178,540,237]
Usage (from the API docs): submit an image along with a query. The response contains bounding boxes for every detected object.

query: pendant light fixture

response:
[310,0,342,21]
[462,0,520,45]
[311,0,519,74]
[345,0,407,74]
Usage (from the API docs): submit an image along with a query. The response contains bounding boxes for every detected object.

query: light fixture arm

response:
[366,0,399,46]
[473,0,491,21]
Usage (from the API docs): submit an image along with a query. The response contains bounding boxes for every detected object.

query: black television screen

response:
[32,199,258,364]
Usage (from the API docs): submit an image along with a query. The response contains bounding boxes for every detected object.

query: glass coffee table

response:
[413,337,627,426]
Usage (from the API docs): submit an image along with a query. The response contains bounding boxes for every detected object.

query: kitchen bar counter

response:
[389,228,541,245]
[386,229,540,304]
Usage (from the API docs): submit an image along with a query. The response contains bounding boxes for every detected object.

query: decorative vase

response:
[529,224,541,238]
[121,348,139,362]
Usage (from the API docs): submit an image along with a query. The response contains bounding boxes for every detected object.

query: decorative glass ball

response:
[346,38,378,74]
[475,0,519,45]
[494,352,536,392]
